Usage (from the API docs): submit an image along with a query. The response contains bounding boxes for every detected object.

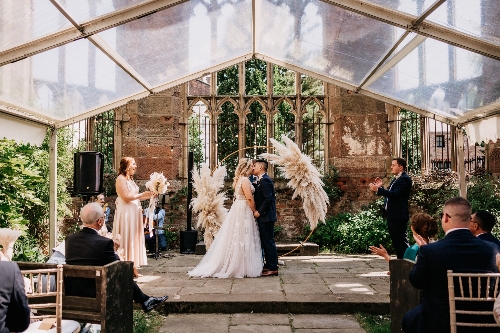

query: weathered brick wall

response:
[65,84,397,243]
[486,139,500,178]
[188,79,210,95]
[328,85,392,213]
[119,88,183,181]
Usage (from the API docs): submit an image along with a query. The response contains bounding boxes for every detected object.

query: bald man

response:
[65,202,168,313]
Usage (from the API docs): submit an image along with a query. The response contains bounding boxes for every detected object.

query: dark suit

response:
[402,229,498,333]
[377,172,412,258]
[478,232,500,249]
[254,173,278,271]
[65,227,149,303]
[0,262,30,333]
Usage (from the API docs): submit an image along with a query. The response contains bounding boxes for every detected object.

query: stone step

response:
[138,293,389,316]
[195,242,319,256]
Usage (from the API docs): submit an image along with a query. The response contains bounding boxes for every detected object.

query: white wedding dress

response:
[188,178,263,278]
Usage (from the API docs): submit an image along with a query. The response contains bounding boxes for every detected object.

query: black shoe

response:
[142,295,168,313]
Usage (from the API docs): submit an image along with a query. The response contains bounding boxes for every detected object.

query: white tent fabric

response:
[466,115,500,145]
[3,0,498,252]
[0,0,499,131]
[0,112,47,145]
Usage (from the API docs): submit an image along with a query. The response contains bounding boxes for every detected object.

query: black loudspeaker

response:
[73,151,104,195]
[180,230,198,254]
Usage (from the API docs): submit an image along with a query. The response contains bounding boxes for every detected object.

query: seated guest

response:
[65,202,168,313]
[144,204,168,253]
[469,210,500,249]
[370,213,438,262]
[46,241,66,265]
[402,197,498,333]
[0,261,30,333]
[96,193,112,232]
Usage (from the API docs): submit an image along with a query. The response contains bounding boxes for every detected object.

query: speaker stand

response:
[81,195,92,205]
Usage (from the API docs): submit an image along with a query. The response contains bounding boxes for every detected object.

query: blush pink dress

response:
[113,179,147,268]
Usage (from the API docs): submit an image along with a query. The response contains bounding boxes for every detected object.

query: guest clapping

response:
[370,213,438,262]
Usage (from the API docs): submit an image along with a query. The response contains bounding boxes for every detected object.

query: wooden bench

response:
[17,261,133,333]
[389,259,420,333]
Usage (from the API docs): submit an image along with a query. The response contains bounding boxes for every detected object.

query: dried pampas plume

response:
[0,228,22,260]
[190,164,228,249]
[260,135,329,230]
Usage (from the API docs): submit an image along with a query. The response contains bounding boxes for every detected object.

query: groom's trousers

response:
[258,221,278,271]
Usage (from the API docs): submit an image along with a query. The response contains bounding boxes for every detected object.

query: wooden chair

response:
[22,264,63,333]
[447,270,500,333]
[18,261,133,333]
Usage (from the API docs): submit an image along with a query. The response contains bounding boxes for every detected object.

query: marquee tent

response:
[1,0,499,247]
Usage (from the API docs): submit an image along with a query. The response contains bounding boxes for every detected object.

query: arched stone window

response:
[217,101,239,178]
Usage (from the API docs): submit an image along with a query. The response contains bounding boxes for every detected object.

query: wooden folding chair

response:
[22,264,63,333]
[447,270,500,333]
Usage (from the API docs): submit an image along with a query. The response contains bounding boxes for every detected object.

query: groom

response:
[252,159,279,277]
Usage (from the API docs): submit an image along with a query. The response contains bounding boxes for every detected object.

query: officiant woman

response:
[113,157,154,278]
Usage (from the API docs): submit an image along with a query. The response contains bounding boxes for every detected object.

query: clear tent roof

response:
[0,0,499,128]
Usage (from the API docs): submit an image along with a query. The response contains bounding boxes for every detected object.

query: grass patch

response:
[133,310,163,333]
[355,313,391,333]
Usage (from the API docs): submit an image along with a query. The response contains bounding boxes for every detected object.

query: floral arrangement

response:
[145,172,170,235]
[190,164,228,249]
[0,228,21,260]
[260,135,329,230]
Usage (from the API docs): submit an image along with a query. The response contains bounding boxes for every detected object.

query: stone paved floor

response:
[135,252,391,315]
[159,313,366,333]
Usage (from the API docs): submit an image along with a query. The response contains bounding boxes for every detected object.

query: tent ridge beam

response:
[322,0,500,61]
[88,36,153,93]
[0,0,188,67]
[358,34,427,90]
[49,0,84,33]
[360,89,457,125]
[356,0,443,91]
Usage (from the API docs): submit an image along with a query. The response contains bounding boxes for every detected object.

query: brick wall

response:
[328,85,392,213]
[188,79,210,95]
[65,83,397,244]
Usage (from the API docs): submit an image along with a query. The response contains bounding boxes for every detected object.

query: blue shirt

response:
[403,243,419,261]
[143,209,165,234]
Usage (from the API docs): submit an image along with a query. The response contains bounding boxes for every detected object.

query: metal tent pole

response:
[49,128,58,251]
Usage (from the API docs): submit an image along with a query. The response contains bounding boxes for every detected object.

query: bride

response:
[188,158,263,278]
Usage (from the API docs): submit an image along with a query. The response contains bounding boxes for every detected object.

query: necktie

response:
[385,178,396,210]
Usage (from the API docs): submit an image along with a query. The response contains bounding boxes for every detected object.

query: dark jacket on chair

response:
[65,227,119,297]
[254,174,277,223]
[402,229,498,333]
[478,232,500,250]
[0,262,30,333]
[377,172,412,220]
[65,227,148,304]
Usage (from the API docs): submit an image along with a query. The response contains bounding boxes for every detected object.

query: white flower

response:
[145,172,169,194]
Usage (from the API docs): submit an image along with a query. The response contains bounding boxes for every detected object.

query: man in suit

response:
[469,210,500,249]
[369,157,412,258]
[402,197,498,333]
[252,159,279,277]
[0,261,30,333]
[65,202,168,313]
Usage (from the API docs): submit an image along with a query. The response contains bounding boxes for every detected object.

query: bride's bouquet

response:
[145,172,170,235]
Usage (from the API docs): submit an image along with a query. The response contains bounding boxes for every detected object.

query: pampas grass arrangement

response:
[0,228,22,260]
[261,135,329,230]
[190,164,228,249]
